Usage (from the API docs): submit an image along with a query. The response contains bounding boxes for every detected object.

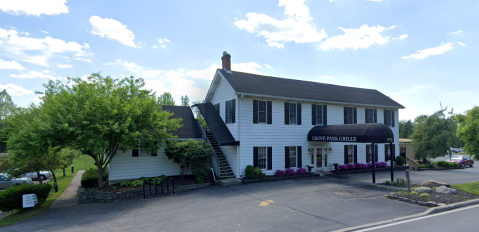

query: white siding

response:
[237,97,401,176]
[109,148,184,182]
[209,76,238,140]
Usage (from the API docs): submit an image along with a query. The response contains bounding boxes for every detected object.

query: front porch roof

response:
[308,123,394,144]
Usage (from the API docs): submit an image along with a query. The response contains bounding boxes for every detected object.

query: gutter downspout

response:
[237,94,244,178]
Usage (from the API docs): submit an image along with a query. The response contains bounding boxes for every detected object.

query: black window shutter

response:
[253,100,258,124]
[385,145,389,161]
[392,144,396,161]
[284,102,289,125]
[267,101,272,124]
[267,147,272,170]
[323,105,327,125]
[285,146,290,168]
[375,145,379,162]
[151,142,158,156]
[232,99,236,123]
[354,145,358,164]
[312,104,316,125]
[344,145,348,164]
[365,108,368,123]
[366,145,371,163]
[374,109,377,123]
[344,107,347,124]
[354,107,357,124]
[297,146,302,168]
[225,101,228,123]
[384,110,387,125]
[392,110,395,127]
[253,147,259,168]
[132,148,139,157]
[297,103,302,125]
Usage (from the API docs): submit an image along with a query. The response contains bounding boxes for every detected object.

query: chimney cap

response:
[222,51,231,57]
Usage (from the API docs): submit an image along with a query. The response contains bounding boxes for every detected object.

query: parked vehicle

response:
[449,155,474,167]
[450,147,463,153]
[0,173,33,190]
[23,171,52,180]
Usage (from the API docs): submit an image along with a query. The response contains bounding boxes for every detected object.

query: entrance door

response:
[314,147,327,171]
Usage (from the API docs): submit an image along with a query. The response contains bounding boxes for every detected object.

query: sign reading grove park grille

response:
[311,136,358,142]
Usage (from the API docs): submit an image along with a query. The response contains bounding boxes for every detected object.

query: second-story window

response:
[225,99,235,124]
[258,101,267,123]
[312,104,327,125]
[253,100,272,124]
[284,102,301,125]
[365,108,377,123]
[289,103,297,124]
[344,107,357,124]
[384,110,394,127]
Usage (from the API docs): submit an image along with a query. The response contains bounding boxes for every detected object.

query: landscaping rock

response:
[435,186,458,194]
[421,180,450,188]
[427,201,437,207]
[415,187,433,193]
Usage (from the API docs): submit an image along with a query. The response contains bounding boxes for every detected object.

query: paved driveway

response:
[3,176,425,232]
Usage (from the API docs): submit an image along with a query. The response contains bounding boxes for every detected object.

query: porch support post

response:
[372,142,376,184]
[390,142,394,182]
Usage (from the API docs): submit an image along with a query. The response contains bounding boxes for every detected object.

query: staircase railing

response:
[406,156,419,171]
[198,120,220,178]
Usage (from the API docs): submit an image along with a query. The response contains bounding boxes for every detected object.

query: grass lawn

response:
[451,181,479,196]
[0,155,94,227]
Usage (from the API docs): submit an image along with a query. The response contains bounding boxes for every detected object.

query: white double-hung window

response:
[289,103,297,124]
[258,100,267,124]
[258,147,267,169]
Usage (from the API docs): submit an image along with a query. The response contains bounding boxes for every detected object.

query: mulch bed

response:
[242,173,320,184]
[390,190,479,205]
[85,175,200,193]
[379,183,420,188]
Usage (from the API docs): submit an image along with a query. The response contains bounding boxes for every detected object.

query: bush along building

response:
[193,51,404,179]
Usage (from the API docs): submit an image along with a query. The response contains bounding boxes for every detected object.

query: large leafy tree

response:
[34,73,182,187]
[457,106,479,159]
[181,95,189,106]
[410,108,457,161]
[158,92,175,106]
[0,89,16,152]
[399,119,414,139]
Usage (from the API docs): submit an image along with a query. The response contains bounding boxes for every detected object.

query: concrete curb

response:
[371,183,407,191]
[332,198,479,232]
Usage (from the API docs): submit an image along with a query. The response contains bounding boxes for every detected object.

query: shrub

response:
[380,162,388,167]
[285,168,295,176]
[418,164,434,169]
[346,164,355,170]
[151,175,168,185]
[367,163,373,168]
[254,168,266,179]
[245,165,255,178]
[338,165,348,171]
[361,163,369,169]
[138,177,152,182]
[396,156,405,166]
[81,165,108,188]
[296,168,307,175]
[354,163,362,170]
[192,166,209,183]
[120,180,131,187]
[436,161,449,168]
[0,183,52,212]
[410,191,418,195]
[385,177,406,187]
[131,179,144,187]
[450,162,460,168]
[275,170,285,177]
[420,193,429,198]
[164,140,213,178]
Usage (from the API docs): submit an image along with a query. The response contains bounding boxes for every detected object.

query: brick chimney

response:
[221,51,231,71]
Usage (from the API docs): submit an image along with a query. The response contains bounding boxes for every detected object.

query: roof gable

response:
[161,105,202,138]
[218,69,404,108]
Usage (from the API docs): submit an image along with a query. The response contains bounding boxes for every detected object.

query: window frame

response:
[384,110,393,126]
[226,100,235,124]
[365,108,375,123]
[289,103,297,125]
[316,104,323,125]
[347,145,354,164]
[385,144,391,161]
[258,147,267,170]
[258,100,267,124]
[289,146,297,168]
[366,145,373,163]
[345,107,354,124]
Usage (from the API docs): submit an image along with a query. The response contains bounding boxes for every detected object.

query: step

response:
[217,178,241,185]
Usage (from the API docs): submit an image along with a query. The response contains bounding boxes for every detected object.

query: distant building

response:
[399,138,415,161]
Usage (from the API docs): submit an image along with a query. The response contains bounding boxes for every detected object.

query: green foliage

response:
[420,193,429,198]
[164,139,213,178]
[410,191,418,195]
[411,107,459,161]
[0,89,16,152]
[254,167,266,179]
[192,167,208,183]
[0,184,52,212]
[399,119,414,139]
[192,100,207,129]
[396,156,405,166]
[384,177,407,187]
[138,176,151,182]
[418,163,434,169]
[449,162,460,167]
[158,92,175,106]
[245,165,255,178]
[120,181,131,187]
[131,179,144,187]
[457,107,479,160]
[81,166,108,188]
[436,161,449,168]
[151,175,168,185]
[181,95,189,106]
[451,181,479,196]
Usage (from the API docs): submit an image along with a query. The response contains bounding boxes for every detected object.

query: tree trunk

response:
[96,163,104,188]
[37,171,42,184]
[52,171,57,187]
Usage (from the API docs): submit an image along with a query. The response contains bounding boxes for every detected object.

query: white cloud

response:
[264,64,273,69]
[152,45,158,49]
[39,29,49,34]
[75,57,92,62]
[57,64,72,68]
[234,0,327,48]
[394,34,408,40]
[368,0,383,1]
[157,38,170,49]
[319,24,395,50]
[0,27,91,66]
[458,42,466,46]
[89,16,137,48]
[187,64,220,80]
[0,83,33,96]
[233,62,265,75]
[448,30,462,34]
[0,59,25,70]
[10,70,61,80]
[319,75,334,79]
[401,43,454,59]
[0,0,69,16]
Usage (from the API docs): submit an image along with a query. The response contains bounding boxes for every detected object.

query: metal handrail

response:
[198,120,220,178]
[406,156,419,170]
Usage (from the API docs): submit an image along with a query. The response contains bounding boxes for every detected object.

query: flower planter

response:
[332,166,409,175]
[241,173,320,184]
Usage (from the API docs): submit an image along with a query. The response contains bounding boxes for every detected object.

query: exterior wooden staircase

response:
[206,130,235,179]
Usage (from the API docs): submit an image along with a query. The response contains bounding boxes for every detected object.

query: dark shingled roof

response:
[218,69,404,108]
[162,105,202,139]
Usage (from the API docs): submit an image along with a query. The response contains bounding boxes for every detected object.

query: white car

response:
[23,171,52,180]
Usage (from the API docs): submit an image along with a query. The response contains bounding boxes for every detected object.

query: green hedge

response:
[436,161,449,168]
[245,165,255,178]
[396,156,405,166]
[0,184,52,212]
[81,166,108,188]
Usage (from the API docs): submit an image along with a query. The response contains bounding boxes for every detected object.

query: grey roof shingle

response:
[162,105,202,138]
[218,69,404,108]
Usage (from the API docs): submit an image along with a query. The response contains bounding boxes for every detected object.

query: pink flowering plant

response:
[361,163,369,169]
[285,168,295,176]
[296,168,307,175]
[338,165,348,171]
[275,170,285,177]
[346,164,355,170]
[354,163,362,170]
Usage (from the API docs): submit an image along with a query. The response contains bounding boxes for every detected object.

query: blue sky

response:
[0,0,477,121]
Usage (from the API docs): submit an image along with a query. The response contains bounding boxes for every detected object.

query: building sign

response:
[311,136,358,142]
[22,194,38,208]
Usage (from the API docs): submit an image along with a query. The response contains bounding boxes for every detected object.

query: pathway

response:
[50,170,85,209]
